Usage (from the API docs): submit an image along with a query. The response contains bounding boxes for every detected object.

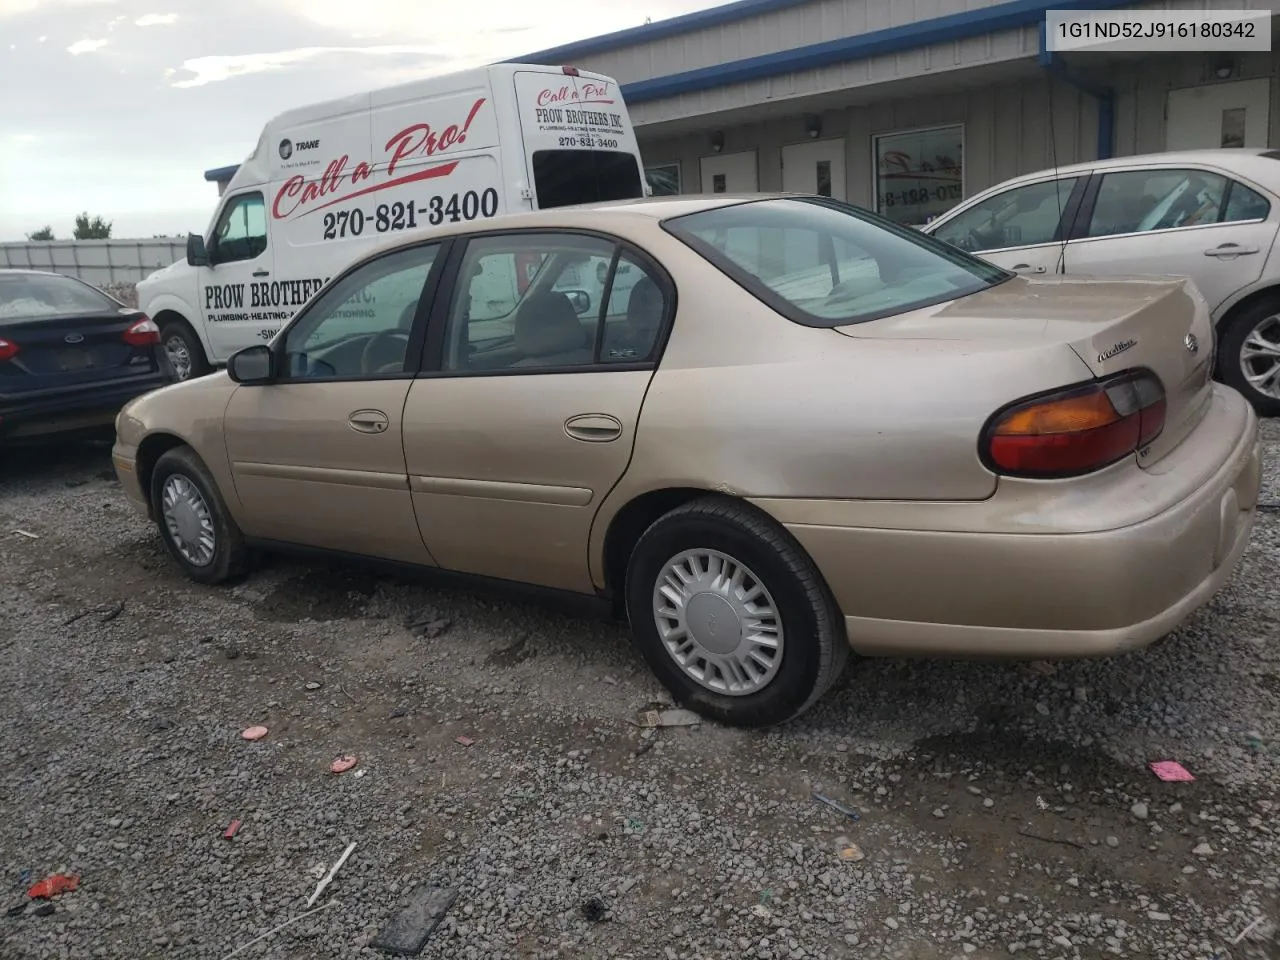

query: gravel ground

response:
[1,424,1278,960]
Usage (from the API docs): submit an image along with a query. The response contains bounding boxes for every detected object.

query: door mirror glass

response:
[227,344,273,384]
[186,233,210,267]
[561,289,592,315]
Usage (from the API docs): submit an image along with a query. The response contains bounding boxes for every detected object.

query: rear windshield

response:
[0,272,118,321]
[531,150,644,210]
[663,197,1010,327]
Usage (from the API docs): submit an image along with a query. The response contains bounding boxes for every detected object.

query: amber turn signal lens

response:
[982,370,1166,478]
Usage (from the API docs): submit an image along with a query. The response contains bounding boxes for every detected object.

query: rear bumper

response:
[757,384,1261,658]
[0,374,173,443]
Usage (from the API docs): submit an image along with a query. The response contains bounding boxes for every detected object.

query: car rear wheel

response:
[1217,297,1280,418]
[624,496,849,728]
[150,446,249,584]
[160,321,211,382]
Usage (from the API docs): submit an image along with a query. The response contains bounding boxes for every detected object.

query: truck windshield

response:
[531,151,644,209]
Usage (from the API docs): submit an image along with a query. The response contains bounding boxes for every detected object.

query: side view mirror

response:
[227,344,273,384]
[563,289,592,315]
[186,233,210,267]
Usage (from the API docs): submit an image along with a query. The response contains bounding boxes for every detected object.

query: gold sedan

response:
[112,195,1263,727]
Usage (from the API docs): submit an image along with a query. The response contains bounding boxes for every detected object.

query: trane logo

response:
[279,138,320,160]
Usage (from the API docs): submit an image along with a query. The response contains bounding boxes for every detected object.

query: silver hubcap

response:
[165,335,193,381]
[1240,314,1280,400]
[652,549,784,696]
[161,474,215,567]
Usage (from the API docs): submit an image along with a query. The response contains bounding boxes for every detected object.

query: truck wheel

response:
[160,321,211,381]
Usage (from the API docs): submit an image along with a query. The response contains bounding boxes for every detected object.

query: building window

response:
[645,163,682,196]
[873,125,964,227]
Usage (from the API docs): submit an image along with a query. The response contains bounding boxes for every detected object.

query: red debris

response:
[241,726,269,741]
[223,819,242,839]
[27,875,79,900]
[455,736,475,747]
[330,755,358,774]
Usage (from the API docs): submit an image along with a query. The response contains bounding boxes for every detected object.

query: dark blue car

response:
[0,269,174,447]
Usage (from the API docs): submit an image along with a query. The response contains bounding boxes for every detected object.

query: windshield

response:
[531,150,644,209]
[663,197,1010,327]
[0,272,119,321]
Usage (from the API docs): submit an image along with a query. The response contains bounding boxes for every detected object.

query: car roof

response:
[361,192,813,260]
[0,268,66,278]
[980,148,1280,189]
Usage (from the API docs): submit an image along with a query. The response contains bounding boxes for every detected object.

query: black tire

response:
[624,496,849,728]
[1217,297,1280,418]
[150,446,249,585]
[159,320,212,382]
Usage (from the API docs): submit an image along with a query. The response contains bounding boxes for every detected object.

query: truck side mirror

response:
[186,233,210,267]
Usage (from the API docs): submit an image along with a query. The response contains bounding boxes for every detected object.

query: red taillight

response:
[0,337,17,362]
[982,369,1167,478]
[561,65,580,76]
[123,316,161,347]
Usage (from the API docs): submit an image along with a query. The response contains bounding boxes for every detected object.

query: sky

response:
[0,0,720,241]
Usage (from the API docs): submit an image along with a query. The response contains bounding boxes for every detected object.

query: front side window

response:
[283,243,440,380]
[874,126,964,227]
[531,151,644,209]
[0,272,118,320]
[442,232,668,371]
[932,178,1080,253]
[664,197,1007,327]
[646,163,682,197]
[210,193,267,264]
[1085,168,1229,239]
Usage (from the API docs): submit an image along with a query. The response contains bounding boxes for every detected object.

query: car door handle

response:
[348,409,389,434]
[252,269,271,277]
[1204,244,1259,257]
[1010,263,1046,273]
[564,414,623,442]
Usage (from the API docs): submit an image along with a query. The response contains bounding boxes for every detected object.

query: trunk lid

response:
[0,310,159,396]
[835,274,1215,467]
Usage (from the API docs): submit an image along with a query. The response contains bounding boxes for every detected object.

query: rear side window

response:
[663,197,1008,328]
[1224,180,1271,222]
[531,151,644,209]
[0,272,118,320]
[1085,169,1228,238]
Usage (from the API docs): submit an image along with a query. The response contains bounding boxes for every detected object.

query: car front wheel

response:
[150,446,249,584]
[1218,297,1280,418]
[625,497,849,728]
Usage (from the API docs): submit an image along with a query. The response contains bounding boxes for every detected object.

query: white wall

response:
[0,238,184,285]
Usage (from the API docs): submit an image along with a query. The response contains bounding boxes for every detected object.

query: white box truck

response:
[138,62,650,380]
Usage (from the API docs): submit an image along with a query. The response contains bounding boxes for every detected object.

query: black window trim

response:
[208,190,269,267]
[416,226,678,379]
[660,195,1012,330]
[267,237,454,384]
[1067,164,1274,244]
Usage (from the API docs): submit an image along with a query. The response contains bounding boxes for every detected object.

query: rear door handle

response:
[253,269,271,277]
[564,413,622,442]
[1010,263,1046,274]
[348,409,389,434]
[1205,244,1259,257]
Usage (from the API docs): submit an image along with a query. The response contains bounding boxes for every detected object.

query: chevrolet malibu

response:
[112,195,1262,727]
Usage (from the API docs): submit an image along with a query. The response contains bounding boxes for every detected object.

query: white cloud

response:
[170,44,446,88]
[67,37,109,55]
[135,12,177,26]
[0,0,114,17]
